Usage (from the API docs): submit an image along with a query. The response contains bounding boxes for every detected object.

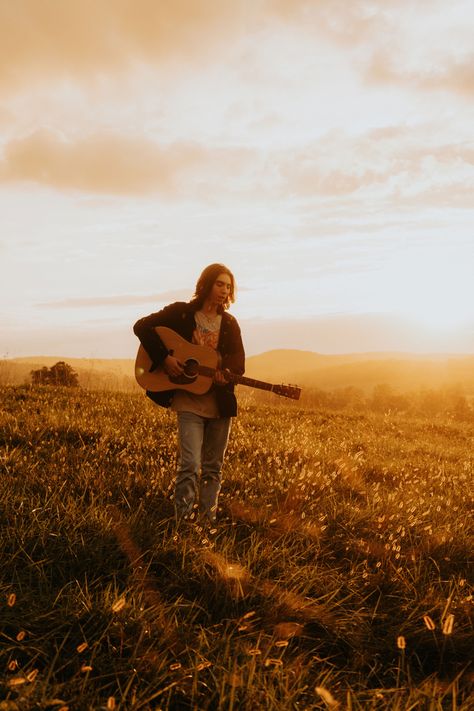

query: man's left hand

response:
[214,369,230,385]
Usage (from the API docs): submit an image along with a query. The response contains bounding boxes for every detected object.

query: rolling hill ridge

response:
[2,350,473,394]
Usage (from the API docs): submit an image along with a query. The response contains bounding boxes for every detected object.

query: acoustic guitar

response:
[135,327,301,401]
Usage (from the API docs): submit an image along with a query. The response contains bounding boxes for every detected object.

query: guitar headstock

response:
[273,384,301,400]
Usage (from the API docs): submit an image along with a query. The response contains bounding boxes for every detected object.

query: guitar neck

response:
[231,374,278,392]
[197,365,299,398]
[198,365,271,391]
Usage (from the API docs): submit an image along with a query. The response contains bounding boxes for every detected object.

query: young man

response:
[133,264,245,524]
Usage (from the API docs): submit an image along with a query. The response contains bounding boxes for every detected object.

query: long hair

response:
[191,263,236,312]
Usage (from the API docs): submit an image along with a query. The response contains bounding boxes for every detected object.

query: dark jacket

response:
[133,301,245,417]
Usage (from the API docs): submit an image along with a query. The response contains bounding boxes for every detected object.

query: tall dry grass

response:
[0,384,472,709]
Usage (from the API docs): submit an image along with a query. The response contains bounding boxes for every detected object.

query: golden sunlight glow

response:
[0,1,473,357]
[387,245,472,331]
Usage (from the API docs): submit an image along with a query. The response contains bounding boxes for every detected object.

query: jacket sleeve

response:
[133,302,180,368]
[221,317,245,375]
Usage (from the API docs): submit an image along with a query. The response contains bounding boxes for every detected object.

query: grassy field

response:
[0,385,472,710]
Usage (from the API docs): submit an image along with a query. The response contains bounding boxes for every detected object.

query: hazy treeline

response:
[0,359,137,393]
[242,383,474,421]
[311,383,473,419]
[2,357,473,420]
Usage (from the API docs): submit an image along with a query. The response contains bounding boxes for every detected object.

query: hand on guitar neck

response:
[214,368,230,385]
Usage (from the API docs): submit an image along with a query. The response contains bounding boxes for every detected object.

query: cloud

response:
[1,0,455,96]
[36,289,192,308]
[0,0,239,93]
[275,124,474,207]
[1,0,377,93]
[1,122,471,204]
[0,126,259,195]
[0,106,15,128]
[0,129,248,194]
[366,50,474,97]
[267,0,395,43]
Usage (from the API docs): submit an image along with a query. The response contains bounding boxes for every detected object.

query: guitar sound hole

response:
[183,359,199,379]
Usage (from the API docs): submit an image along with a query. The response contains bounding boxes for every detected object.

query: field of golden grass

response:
[0,385,472,710]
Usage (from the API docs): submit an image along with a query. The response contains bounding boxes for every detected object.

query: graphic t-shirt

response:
[171,311,222,418]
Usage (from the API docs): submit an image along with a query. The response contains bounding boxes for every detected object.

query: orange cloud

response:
[0,106,15,128]
[0,128,255,194]
[268,0,433,51]
[37,290,191,308]
[1,0,468,108]
[0,129,213,194]
[1,122,470,202]
[367,51,474,97]
[282,165,387,197]
[270,2,474,99]
[276,124,474,205]
[0,0,238,93]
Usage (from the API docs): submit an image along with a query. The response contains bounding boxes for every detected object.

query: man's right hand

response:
[163,354,184,378]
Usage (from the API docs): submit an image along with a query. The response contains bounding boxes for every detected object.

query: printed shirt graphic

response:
[193,311,222,350]
[171,311,222,418]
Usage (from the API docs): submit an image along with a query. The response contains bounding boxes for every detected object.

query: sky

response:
[1,0,473,359]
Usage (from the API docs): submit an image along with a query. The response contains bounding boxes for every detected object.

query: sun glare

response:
[387,244,473,332]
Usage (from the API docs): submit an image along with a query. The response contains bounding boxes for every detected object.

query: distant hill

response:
[244,350,474,394]
[2,350,473,394]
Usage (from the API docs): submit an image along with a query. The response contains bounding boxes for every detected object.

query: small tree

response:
[31,361,79,387]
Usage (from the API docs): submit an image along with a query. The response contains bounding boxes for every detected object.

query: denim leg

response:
[199,417,231,522]
[175,412,204,518]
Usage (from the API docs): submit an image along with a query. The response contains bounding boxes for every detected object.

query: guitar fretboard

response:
[198,366,282,393]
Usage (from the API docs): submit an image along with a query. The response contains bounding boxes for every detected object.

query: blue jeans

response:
[175,411,231,521]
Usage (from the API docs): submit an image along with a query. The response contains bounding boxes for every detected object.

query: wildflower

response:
[27,669,38,682]
[81,665,93,673]
[76,642,88,653]
[16,631,26,641]
[8,676,27,687]
[196,661,212,671]
[397,636,406,649]
[265,658,283,667]
[242,611,256,620]
[423,615,436,631]
[315,686,339,708]
[442,614,454,635]
[7,593,16,607]
[111,597,126,613]
[107,698,116,710]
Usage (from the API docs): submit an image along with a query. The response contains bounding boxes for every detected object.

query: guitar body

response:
[135,326,219,394]
[135,327,301,400]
